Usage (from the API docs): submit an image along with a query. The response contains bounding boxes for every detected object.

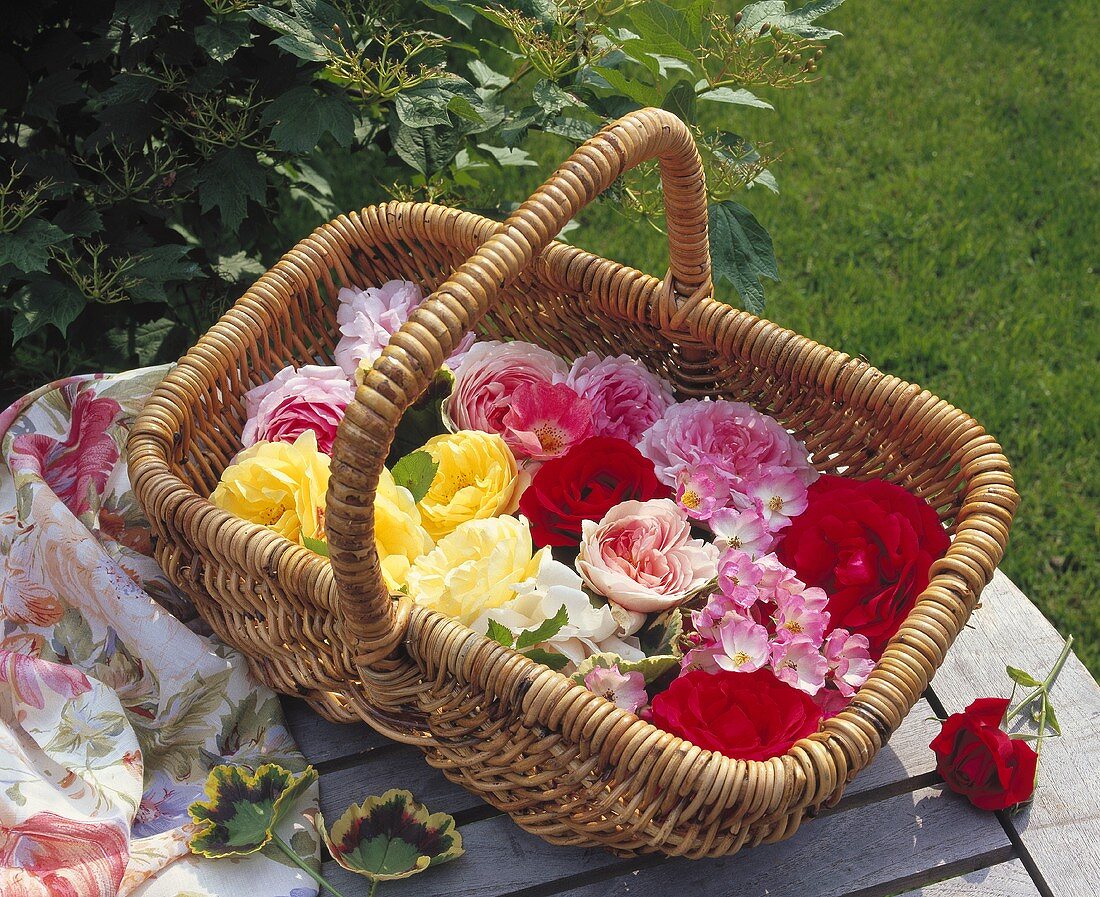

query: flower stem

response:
[271,833,349,897]
[369,880,379,897]
[1007,635,1074,725]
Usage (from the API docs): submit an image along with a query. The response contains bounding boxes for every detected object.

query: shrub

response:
[0,0,847,399]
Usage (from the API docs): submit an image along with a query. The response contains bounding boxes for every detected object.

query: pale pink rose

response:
[333,279,474,379]
[714,616,771,672]
[446,340,569,437]
[637,399,818,525]
[499,381,593,461]
[562,353,675,445]
[709,503,774,556]
[770,634,829,695]
[241,364,355,455]
[583,664,648,713]
[823,629,875,697]
[576,498,719,613]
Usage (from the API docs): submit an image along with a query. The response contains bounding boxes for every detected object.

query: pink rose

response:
[241,364,355,455]
[445,340,569,437]
[499,381,593,461]
[562,353,675,445]
[577,498,719,613]
[637,399,818,525]
[333,279,474,380]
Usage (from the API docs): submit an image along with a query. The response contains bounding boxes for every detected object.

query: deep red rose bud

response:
[650,669,822,761]
[775,474,950,658]
[930,697,1038,811]
[519,436,670,547]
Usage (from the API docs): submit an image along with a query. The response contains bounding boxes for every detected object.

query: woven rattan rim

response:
[129,108,1017,856]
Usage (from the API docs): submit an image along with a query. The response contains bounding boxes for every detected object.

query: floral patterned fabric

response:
[0,366,321,897]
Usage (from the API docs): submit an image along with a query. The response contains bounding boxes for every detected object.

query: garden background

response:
[3,0,1097,673]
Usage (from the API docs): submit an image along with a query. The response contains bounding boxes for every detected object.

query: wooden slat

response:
[320,784,1012,897]
[282,697,387,765]
[893,858,1041,896]
[930,570,1100,897]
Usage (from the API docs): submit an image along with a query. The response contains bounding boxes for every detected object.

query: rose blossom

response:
[562,353,675,445]
[445,340,569,437]
[709,504,774,557]
[334,279,473,381]
[241,364,355,455]
[472,553,642,669]
[770,634,829,694]
[583,664,649,713]
[499,381,593,461]
[576,499,719,614]
[650,668,822,760]
[637,398,817,526]
[822,629,874,697]
[776,474,951,658]
[714,617,771,673]
[774,588,830,644]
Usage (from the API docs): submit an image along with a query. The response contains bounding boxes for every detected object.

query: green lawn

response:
[307,1,1099,674]
[584,0,1099,674]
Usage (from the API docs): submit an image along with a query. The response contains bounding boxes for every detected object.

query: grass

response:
[565,0,1100,674]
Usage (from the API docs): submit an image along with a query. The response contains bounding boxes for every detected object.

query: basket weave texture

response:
[129,109,1017,858]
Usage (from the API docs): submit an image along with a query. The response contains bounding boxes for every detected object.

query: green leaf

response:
[51,204,103,239]
[246,0,345,62]
[515,605,570,650]
[661,79,697,124]
[468,59,510,90]
[697,86,774,110]
[195,17,252,62]
[391,118,468,176]
[737,0,846,40]
[216,251,267,282]
[197,148,268,231]
[627,1,700,61]
[114,0,180,38]
[570,651,680,685]
[262,87,356,153]
[390,451,439,504]
[189,763,317,858]
[0,220,69,273]
[389,368,454,463]
[590,67,661,107]
[320,789,463,882]
[638,609,684,658]
[10,281,86,342]
[127,246,201,303]
[708,200,779,314]
[522,648,571,672]
[25,71,86,122]
[425,0,478,28]
[105,318,192,366]
[486,619,514,647]
[474,144,538,168]
[1006,665,1042,688]
[303,535,330,557]
[1044,702,1061,736]
[98,72,160,105]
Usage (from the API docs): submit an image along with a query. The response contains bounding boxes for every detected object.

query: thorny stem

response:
[271,833,349,897]
[1006,635,1074,726]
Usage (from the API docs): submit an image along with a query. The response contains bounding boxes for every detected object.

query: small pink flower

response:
[577,498,719,614]
[753,552,804,596]
[714,617,771,673]
[333,279,473,379]
[446,340,569,437]
[717,548,764,596]
[774,589,830,646]
[241,364,355,455]
[748,473,809,531]
[770,634,829,695]
[708,503,774,556]
[638,398,817,519]
[562,353,675,445]
[583,664,648,713]
[823,629,875,697]
[813,687,852,720]
[499,381,593,461]
[675,466,730,521]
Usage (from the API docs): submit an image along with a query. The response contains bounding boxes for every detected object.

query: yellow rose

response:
[375,467,434,591]
[406,515,545,626]
[211,430,329,545]
[417,430,524,539]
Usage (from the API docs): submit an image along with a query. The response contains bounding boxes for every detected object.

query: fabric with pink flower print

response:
[0,367,321,897]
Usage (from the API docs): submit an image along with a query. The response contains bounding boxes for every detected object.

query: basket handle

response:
[327,107,709,657]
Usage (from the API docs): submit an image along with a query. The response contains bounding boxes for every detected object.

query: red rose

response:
[519,436,670,547]
[775,474,950,659]
[649,669,822,761]
[930,697,1037,810]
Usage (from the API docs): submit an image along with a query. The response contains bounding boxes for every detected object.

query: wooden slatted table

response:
[283,572,1100,897]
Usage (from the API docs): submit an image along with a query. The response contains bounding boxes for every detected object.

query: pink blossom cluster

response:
[447,341,677,464]
[637,399,819,535]
[682,547,873,718]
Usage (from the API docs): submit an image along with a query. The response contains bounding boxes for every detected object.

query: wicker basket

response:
[128,109,1017,858]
